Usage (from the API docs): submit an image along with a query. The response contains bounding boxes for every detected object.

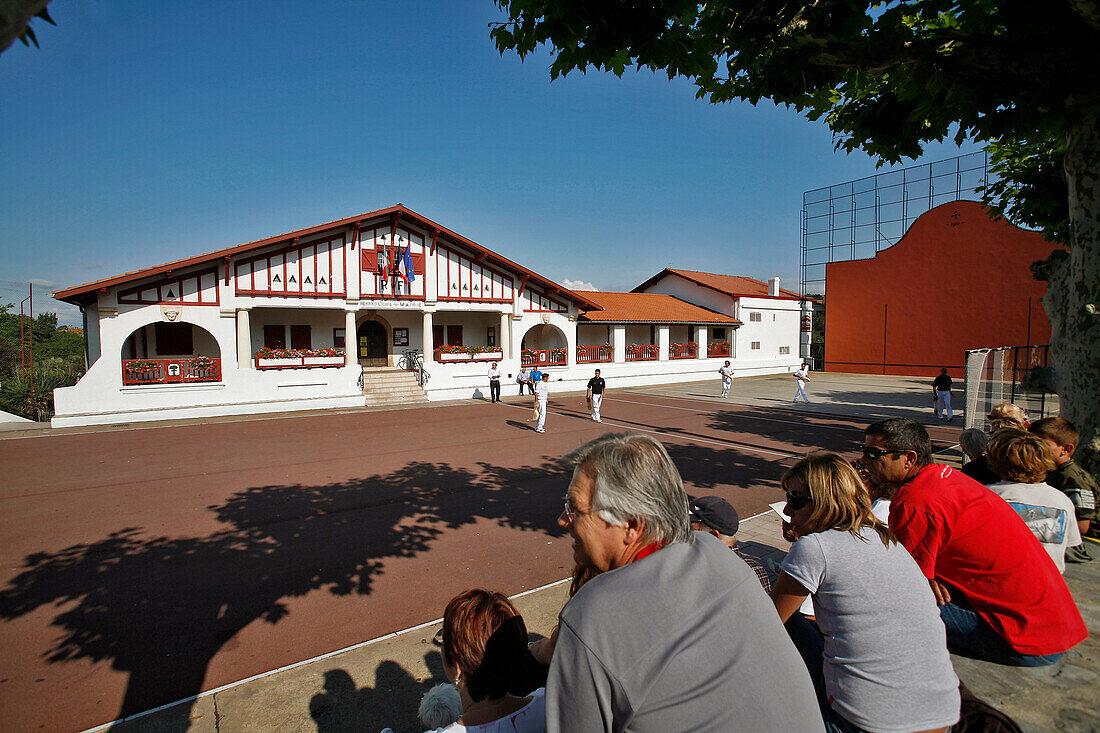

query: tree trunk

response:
[1047,92,1100,476]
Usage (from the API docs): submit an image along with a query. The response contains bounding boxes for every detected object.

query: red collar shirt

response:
[889,464,1087,655]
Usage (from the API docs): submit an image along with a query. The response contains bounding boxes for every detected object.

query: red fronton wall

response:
[825,201,1058,378]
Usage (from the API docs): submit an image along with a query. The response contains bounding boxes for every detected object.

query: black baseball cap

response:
[687,495,739,535]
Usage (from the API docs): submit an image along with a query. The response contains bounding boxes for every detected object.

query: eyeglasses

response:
[858,445,905,460]
[561,499,596,524]
[784,490,812,512]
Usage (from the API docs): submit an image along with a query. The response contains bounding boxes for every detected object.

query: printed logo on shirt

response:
[1007,502,1067,544]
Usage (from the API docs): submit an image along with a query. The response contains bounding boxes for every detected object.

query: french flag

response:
[398,246,415,285]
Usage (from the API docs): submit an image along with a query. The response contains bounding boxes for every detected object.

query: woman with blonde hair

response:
[772,453,959,733]
[432,589,544,732]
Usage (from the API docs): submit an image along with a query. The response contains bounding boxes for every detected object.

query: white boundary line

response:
[78,577,572,733]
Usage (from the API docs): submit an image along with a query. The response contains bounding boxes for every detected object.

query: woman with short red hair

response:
[434,588,545,732]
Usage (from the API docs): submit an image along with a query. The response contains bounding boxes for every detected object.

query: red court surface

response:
[0,392,960,731]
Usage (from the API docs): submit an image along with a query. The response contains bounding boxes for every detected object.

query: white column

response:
[612,325,626,363]
[695,325,708,359]
[800,301,814,364]
[345,310,357,366]
[657,325,670,360]
[236,308,251,369]
[500,312,510,359]
[422,311,435,368]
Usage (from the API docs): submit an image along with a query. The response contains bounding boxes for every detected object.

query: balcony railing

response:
[122,357,221,386]
[522,349,567,367]
[625,344,659,361]
[576,345,613,363]
[669,343,698,360]
[707,342,731,358]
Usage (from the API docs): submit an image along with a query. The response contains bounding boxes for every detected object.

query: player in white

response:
[718,360,734,398]
[793,362,811,404]
[534,373,551,433]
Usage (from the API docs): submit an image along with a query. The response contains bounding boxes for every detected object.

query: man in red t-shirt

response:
[860,418,1087,666]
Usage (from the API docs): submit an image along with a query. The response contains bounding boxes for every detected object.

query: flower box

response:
[437,350,504,362]
[302,356,346,366]
[258,358,303,368]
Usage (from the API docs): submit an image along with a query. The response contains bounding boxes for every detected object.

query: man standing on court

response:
[931,368,953,420]
[534,372,550,433]
[547,433,824,732]
[487,361,502,403]
[860,417,1086,666]
[718,360,734,398]
[793,362,811,404]
[586,368,606,423]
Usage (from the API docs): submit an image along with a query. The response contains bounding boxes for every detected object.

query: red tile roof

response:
[53,204,602,310]
[632,269,803,300]
[576,291,739,324]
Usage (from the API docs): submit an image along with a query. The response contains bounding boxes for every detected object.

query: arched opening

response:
[357,320,389,367]
[520,323,568,367]
[120,321,222,384]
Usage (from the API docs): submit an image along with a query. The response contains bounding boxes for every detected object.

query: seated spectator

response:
[688,495,772,593]
[861,418,1086,666]
[987,403,1030,431]
[772,453,960,733]
[433,589,545,732]
[959,428,1001,485]
[1030,417,1099,546]
[548,432,824,732]
[986,429,1084,572]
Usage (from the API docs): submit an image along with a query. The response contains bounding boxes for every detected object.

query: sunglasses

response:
[784,490,812,511]
[858,445,905,460]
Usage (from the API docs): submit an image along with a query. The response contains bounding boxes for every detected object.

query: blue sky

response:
[1,0,981,325]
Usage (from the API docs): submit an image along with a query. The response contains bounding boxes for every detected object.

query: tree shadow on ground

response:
[0,459,568,731]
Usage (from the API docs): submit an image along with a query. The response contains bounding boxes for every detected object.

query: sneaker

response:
[535,428,545,433]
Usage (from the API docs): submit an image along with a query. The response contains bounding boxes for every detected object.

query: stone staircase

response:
[359,367,429,408]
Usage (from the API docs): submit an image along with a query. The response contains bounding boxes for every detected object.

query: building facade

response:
[53,207,804,427]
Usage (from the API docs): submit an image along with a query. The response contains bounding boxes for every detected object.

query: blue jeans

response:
[939,595,1066,667]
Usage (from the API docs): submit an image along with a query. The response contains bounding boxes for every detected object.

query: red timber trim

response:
[235,234,346,298]
[117,267,221,306]
[429,228,440,254]
[55,204,601,311]
[436,243,515,303]
[223,257,230,285]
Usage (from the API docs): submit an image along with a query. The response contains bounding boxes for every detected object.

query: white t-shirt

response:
[429,688,545,733]
[487,366,501,380]
[794,367,808,383]
[988,480,1082,573]
[781,528,960,733]
[535,381,549,401]
[718,366,733,383]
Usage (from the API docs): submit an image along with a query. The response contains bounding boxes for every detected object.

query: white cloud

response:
[562,279,598,291]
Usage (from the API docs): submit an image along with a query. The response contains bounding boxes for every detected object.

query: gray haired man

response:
[548,433,824,732]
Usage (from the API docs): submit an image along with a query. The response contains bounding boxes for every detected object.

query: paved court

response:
[0,372,965,732]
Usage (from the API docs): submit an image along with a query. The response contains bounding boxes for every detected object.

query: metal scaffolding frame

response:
[799,150,991,300]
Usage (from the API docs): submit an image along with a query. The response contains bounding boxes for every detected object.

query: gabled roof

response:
[53,204,602,310]
[632,269,803,300]
[576,291,739,324]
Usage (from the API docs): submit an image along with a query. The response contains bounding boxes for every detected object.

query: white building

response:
[52,206,804,427]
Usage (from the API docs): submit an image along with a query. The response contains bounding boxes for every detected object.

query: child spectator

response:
[986,429,1083,573]
[772,452,960,733]
[1029,417,1099,547]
